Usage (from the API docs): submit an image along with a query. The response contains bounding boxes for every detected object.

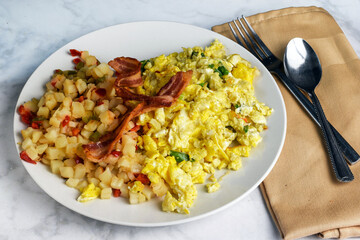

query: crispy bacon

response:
[83,102,145,162]
[108,57,143,87]
[158,70,192,98]
[82,57,193,162]
[115,87,174,108]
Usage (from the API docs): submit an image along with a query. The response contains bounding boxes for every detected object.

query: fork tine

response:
[232,20,257,57]
[242,16,273,57]
[237,17,267,60]
[228,22,244,48]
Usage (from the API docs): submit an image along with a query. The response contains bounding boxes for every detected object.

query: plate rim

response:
[13,20,287,227]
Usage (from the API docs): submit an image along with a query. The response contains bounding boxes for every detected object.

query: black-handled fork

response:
[228,16,360,165]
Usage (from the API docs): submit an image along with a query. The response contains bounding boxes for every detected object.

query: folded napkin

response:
[212,6,360,240]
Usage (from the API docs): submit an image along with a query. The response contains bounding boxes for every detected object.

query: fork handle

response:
[273,69,360,165]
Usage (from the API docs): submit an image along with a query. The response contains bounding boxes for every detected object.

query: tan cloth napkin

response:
[212,6,360,240]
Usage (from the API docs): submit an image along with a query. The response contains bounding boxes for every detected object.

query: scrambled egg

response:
[77,183,101,203]
[138,40,272,214]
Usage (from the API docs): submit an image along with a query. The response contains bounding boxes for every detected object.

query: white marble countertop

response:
[1,1,359,239]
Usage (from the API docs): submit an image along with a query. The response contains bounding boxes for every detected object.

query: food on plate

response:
[17,40,272,214]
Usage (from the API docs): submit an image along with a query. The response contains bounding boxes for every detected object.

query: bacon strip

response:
[83,102,145,162]
[83,60,192,162]
[116,87,174,107]
[158,70,192,98]
[108,57,143,87]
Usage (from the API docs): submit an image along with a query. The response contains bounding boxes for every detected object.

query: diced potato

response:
[62,97,72,108]
[25,146,38,160]
[54,92,65,102]
[119,183,129,198]
[44,127,59,143]
[88,177,100,186]
[55,134,67,148]
[100,187,112,199]
[24,99,38,113]
[31,130,43,143]
[77,135,89,144]
[92,67,104,78]
[99,110,115,125]
[21,127,34,139]
[22,137,34,150]
[64,158,76,167]
[36,144,48,155]
[99,182,110,189]
[85,56,97,66]
[65,143,78,158]
[60,166,74,178]
[75,79,87,94]
[49,115,61,128]
[122,134,136,157]
[80,51,89,60]
[37,106,50,118]
[63,79,77,98]
[50,160,64,174]
[110,176,124,189]
[76,180,88,192]
[41,158,50,165]
[84,159,96,173]
[129,192,146,204]
[116,104,127,115]
[93,100,109,116]
[84,120,99,131]
[94,167,104,179]
[72,102,85,118]
[67,136,78,144]
[98,167,112,185]
[84,99,95,111]
[74,164,86,179]
[96,123,107,135]
[143,185,155,200]
[37,96,45,108]
[81,129,92,139]
[45,147,65,160]
[151,178,168,197]
[117,171,130,182]
[98,63,111,75]
[66,178,80,188]
[45,94,57,110]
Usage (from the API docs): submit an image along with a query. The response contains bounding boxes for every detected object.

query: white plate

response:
[13,21,286,227]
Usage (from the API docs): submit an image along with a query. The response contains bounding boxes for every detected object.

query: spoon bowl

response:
[283,38,322,92]
[284,38,353,182]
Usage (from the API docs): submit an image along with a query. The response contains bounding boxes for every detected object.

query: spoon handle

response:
[309,92,354,182]
[275,70,359,164]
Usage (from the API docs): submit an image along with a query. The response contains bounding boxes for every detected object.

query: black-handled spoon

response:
[283,38,354,182]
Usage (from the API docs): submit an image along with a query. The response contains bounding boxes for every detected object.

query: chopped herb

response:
[243,125,249,133]
[201,53,205,57]
[140,60,150,74]
[198,82,206,87]
[170,150,190,163]
[214,68,222,77]
[218,66,229,76]
[82,115,99,123]
[178,94,184,100]
[64,70,77,76]
[234,104,240,109]
[226,125,236,133]
[96,76,105,84]
[191,51,199,58]
[75,61,84,70]
[208,64,215,69]
[89,131,101,142]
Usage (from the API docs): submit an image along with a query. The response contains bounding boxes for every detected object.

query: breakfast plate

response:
[13,21,286,226]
